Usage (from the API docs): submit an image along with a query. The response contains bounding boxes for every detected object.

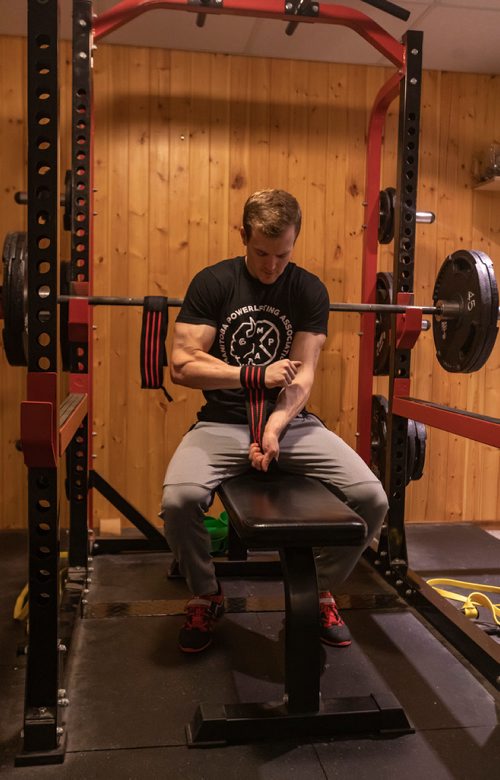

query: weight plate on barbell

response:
[378,187,396,244]
[374,271,393,375]
[432,249,499,373]
[2,231,28,366]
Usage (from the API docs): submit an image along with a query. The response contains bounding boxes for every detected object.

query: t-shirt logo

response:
[230,317,280,365]
[218,304,294,366]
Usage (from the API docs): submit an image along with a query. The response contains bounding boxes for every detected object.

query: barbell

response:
[1,231,498,373]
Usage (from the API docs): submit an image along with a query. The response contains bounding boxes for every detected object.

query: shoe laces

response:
[319,592,344,628]
[184,597,220,633]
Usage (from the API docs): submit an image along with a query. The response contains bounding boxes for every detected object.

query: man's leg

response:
[277,414,388,645]
[160,421,250,595]
[161,422,251,652]
[277,414,388,588]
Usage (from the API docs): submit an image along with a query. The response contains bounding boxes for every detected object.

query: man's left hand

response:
[248,431,280,472]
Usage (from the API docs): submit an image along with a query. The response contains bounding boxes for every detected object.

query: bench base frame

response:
[186,693,413,747]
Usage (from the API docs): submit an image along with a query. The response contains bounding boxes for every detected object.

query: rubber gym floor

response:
[1,524,499,779]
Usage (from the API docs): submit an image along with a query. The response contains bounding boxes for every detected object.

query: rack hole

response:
[38,284,50,299]
[38,356,51,370]
[38,332,51,347]
[36,34,50,49]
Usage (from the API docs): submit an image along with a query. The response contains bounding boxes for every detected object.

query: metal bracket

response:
[285,0,319,36]
[188,0,223,28]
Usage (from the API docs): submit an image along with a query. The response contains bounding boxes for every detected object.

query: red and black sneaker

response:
[178,587,225,653]
[319,591,352,647]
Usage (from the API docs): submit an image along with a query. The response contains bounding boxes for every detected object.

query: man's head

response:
[240,189,302,285]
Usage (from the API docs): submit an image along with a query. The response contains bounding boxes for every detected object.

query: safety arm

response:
[265,331,326,438]
[170,322,242,390]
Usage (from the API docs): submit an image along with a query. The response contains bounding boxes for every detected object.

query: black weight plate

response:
[378,186,396,244]
[374,271,393,375]
[412,421,427,482]
[406,418,416,486]
[432,249,499,373]
[2,231,28,366]
[466,251,499,372]
[370,394,388,481]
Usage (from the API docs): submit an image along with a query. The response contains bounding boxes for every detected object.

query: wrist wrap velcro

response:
[240,364,267,389]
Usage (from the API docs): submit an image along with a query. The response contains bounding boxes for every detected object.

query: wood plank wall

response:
[1,36,499,531]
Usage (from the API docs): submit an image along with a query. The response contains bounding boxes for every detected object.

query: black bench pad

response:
[218,472,367,548]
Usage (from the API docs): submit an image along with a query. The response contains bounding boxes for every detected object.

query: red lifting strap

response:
[240,364,268,448]
[140,296,173,401]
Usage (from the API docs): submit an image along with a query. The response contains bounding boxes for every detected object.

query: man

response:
[161,189,388,653]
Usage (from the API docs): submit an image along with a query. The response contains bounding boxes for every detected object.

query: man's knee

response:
[355,481,389,536]
[161,483,210,521]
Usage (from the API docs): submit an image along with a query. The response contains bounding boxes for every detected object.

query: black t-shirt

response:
[177,256,329,423]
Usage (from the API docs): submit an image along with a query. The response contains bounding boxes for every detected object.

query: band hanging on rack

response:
[140,296,173,401]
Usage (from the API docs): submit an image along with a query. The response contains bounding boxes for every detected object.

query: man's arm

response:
[249,330,326,470]
[170,322,302,391]
[170,322,241,389]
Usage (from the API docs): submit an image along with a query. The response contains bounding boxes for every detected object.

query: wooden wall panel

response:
[1,36,499,530]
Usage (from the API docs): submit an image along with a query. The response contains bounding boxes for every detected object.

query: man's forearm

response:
[171,350,241,390]
[265,381,310,438]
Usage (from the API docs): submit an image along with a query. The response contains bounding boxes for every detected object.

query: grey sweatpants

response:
[160,414,388,595]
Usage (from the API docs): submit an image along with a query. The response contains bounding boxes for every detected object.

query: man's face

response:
[241,224,297,285]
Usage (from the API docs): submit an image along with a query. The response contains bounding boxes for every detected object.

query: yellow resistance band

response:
[427,578,500,625]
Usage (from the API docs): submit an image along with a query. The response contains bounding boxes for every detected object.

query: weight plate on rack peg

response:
[412,421,427,482]
[371,395,427,486]
[2,231,28,366]
[432,249,499,373]
[374,271,393,375]
[370,394,388,482]
[378,187,396,244]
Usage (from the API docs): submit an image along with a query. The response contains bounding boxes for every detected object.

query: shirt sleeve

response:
[295,272,330,335]
[176,267,222,327]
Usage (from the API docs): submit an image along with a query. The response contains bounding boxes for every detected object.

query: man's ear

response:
[240,226,247,246]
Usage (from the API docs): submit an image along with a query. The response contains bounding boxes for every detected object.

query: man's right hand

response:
[264,359,302,388]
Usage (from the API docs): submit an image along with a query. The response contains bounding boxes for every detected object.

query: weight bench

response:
[187,470,412,746]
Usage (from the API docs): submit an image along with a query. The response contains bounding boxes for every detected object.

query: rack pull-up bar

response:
[361,0,410,22]
[93,1,405,68]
